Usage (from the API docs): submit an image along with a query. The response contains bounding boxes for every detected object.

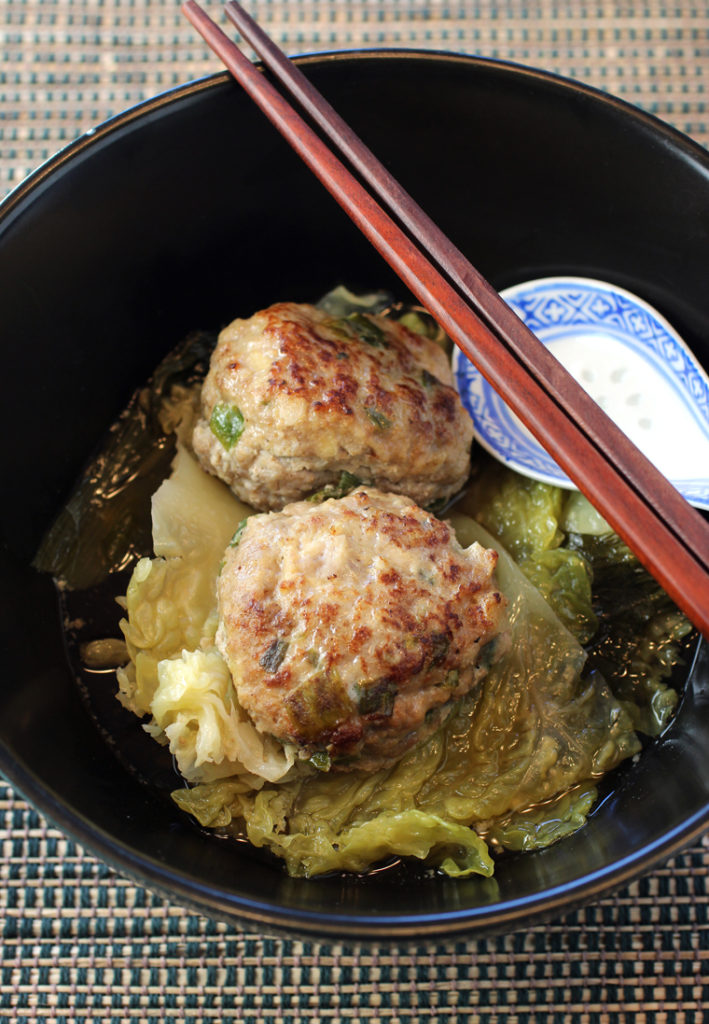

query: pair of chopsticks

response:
[183,0,709,638]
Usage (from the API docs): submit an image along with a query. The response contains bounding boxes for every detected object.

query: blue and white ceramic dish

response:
[452,276,709,510]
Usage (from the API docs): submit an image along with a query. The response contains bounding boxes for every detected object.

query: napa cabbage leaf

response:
[117,443,250,716]
[153,648,295,784]
[459,463,599,642]
[116,445,300,786]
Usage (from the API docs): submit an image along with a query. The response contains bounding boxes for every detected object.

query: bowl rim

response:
[3,45,709,218]
[2,48,708,941]
[5,727,709,941]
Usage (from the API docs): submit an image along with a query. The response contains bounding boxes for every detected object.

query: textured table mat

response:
[2,2,709,1021]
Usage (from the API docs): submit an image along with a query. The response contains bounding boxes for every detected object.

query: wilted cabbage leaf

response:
[116,445,298,786]
[458,464,598,642]
[153,649,295,784]
[462,458,691,736]
[484,782,599,852]
[567,532,693,735]
[462,466,565,561]
[117,445,248,717]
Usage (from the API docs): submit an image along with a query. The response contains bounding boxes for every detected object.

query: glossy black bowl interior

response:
[1,52,708,940]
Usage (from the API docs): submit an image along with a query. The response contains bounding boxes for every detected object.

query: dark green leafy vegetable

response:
[345,312,389,347]
[365,407,392,430]
[307,471,362,503]
[325,311,390,347]
[324,311,390,348]
[315,286,450,350]
[285,674,353,738]
[520,548,597,644]
[309,751,332,772]
[425,495,453,515]
[460,456,692,736]
[229,518,249,548]
[392,308,451,351]
[209,403,245,450]
[324,320,354,340]
[355,679,398,716]
[568,532,693,735]
[259,638,289,673]
[429,633,450,666]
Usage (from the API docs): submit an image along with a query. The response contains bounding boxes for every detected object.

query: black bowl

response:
[1,52,708,940]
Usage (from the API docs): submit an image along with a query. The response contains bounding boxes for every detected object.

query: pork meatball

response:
[192,302,473,510]
[216,487,508,772]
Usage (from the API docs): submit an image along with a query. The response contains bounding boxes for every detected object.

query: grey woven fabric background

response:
[2,2,709,1021]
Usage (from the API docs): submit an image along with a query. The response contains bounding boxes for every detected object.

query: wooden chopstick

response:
[182,0,709,638]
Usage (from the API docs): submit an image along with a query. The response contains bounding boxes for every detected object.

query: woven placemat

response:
[2,2,709,1021]
[2,782,708,1021]
[3,775,708,1021]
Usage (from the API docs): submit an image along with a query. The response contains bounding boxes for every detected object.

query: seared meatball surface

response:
[192,302,473,510]
[216,487,507,772]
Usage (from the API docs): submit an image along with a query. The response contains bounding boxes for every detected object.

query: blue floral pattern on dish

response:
[452,277,709,510]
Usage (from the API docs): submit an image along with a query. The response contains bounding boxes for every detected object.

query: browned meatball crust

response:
[216,487,508,772]
[192,302,473,510]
